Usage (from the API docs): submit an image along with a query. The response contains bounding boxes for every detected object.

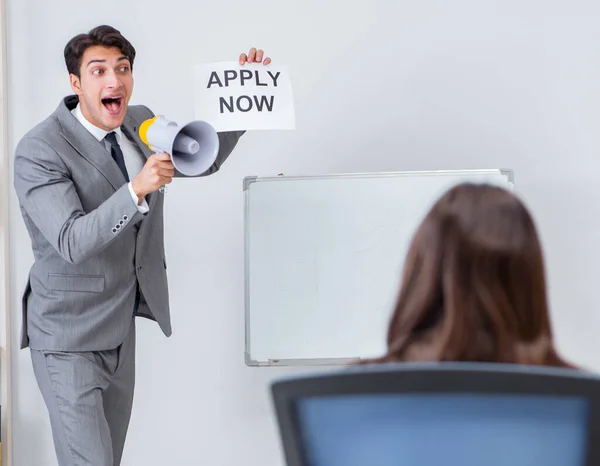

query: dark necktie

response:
[105,131,129,182]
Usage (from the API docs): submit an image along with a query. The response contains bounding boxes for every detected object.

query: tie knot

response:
[105,131,118,145]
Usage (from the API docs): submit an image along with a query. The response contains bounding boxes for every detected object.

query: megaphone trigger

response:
[138,115,220,193]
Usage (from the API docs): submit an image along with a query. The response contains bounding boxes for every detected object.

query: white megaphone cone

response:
[139,115,220,191]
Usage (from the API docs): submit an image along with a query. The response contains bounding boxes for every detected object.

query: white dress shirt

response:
[71,103,149,214]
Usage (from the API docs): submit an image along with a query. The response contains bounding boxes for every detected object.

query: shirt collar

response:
[71,103,123,143]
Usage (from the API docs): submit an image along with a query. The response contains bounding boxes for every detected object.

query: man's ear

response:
[69,73,82,96]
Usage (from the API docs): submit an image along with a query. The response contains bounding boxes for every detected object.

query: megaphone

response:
[139,115,220,178]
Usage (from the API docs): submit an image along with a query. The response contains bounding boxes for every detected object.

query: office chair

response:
[271,362,600,466]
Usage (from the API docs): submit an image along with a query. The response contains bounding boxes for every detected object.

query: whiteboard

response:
[244,169,514,366]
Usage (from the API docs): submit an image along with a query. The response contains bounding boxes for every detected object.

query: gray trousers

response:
[31,319,136,466]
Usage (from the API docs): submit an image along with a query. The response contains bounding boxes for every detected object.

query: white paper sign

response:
[193,61,295,132]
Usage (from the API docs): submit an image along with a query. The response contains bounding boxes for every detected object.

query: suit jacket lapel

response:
[56,98,127,191]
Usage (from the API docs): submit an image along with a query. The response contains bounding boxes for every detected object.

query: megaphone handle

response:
[150,149,168,193]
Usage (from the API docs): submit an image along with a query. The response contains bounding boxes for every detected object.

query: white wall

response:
[6,0,600,465]
[0,1,10,466]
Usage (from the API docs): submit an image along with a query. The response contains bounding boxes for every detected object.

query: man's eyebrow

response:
[86,59,106,67]
[86,56,130,67]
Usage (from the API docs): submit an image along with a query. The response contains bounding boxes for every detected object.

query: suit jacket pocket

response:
[47,273,105,293]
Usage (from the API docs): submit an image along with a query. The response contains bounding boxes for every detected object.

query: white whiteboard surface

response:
[244,169,514,366]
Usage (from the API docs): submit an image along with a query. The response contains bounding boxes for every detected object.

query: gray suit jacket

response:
[13,95,244,351]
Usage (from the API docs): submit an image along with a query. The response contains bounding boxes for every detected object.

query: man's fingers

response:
[148,154,174,172]
[242,49,269,65]
[149,174,173,188]
[157,167,175,178]
[151,152,172,162]
[146,153,175,186]
[156,160,175,170]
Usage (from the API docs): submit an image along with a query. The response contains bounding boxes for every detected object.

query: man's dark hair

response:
[64,25,136,77]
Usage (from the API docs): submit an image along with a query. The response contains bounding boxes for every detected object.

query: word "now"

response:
[220,95,275,114]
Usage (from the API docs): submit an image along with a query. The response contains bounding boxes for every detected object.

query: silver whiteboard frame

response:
[243,169,514,366]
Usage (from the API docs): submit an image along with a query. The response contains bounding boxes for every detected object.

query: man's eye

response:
[92,69,103,75]
[119,66,130,72]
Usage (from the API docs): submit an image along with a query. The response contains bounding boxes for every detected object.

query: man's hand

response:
[131,153,175,201]
[239,47,272,65]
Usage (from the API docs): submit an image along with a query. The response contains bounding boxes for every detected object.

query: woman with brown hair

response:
[365,182,574,368]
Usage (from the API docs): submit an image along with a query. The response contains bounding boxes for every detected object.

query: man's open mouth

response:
[102,96,123,115]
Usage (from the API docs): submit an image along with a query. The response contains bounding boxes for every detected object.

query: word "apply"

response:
[207,69,281,88]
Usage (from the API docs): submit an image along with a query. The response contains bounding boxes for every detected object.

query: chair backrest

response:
[270,362,600,466]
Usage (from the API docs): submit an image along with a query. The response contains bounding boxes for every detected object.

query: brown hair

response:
[64,25,136,78]
[364,183,572,368]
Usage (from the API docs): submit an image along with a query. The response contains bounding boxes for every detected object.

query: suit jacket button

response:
[112,228,117,233]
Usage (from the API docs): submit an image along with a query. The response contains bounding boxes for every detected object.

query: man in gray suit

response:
[13,25,271,465]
